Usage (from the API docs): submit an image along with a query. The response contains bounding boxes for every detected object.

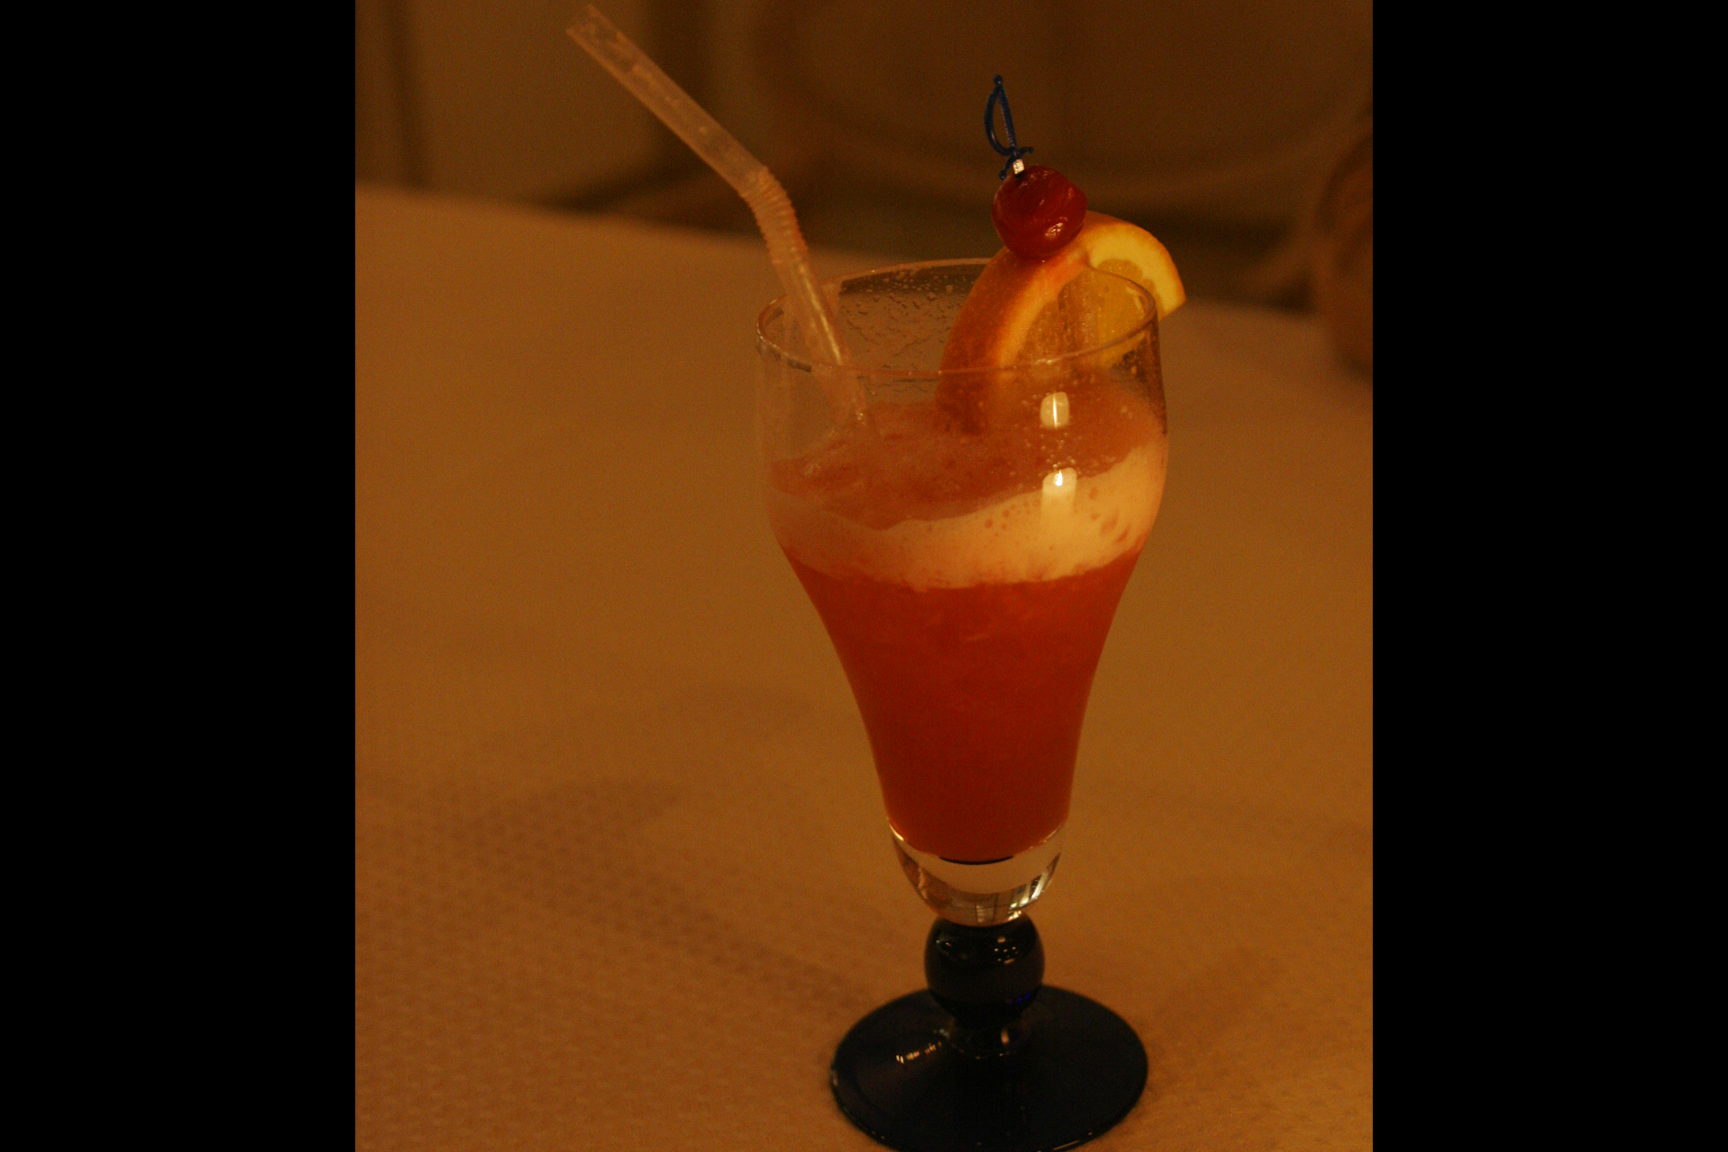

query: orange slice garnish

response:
[937,212,1183,430]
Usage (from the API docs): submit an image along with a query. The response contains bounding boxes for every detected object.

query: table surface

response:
[355,183,1373,1151]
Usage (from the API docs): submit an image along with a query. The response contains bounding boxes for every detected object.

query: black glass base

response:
[830,919,1147,1152]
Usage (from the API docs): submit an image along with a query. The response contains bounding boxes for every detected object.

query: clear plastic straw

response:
[566,6,861,419]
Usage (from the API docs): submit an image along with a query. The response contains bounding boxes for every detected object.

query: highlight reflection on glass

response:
[1042,466,1076,512]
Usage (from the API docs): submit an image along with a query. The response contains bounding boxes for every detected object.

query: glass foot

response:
[893,824,1063,927]
[831,918,1146,1152]
[831,988,1146,1151]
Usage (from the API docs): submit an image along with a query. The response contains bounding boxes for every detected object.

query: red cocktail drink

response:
[758,251,1171,1149]
[565,41,1177,1142]
[765,357,1164,872]
[786,548,1140,862]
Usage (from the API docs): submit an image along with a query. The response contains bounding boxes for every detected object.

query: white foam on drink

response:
[766,440,1166,589]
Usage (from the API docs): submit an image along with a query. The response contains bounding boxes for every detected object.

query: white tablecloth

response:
[355,183,1372,1150]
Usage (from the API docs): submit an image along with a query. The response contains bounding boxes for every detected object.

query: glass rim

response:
[754,257,1158,378]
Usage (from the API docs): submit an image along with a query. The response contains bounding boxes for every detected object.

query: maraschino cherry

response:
[985,76,1087,260]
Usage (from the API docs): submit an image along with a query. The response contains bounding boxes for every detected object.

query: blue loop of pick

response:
[985,75,1034,180]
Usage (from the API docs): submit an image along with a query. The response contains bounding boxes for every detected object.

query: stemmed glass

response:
[757,259,1166,1152]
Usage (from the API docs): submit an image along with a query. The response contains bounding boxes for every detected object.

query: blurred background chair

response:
[356,0,1371,335]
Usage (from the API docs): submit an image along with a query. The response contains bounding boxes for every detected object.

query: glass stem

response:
[924,916,1044,1057]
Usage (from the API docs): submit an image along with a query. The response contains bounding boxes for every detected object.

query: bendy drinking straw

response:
[567,6,861,419]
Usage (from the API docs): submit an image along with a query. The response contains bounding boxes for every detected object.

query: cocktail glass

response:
[757,259,1166,1151]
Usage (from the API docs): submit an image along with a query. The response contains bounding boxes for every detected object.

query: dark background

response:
[357,0,1372,312]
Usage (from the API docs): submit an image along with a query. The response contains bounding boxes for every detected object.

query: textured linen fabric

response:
[355,185,1372,1150]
